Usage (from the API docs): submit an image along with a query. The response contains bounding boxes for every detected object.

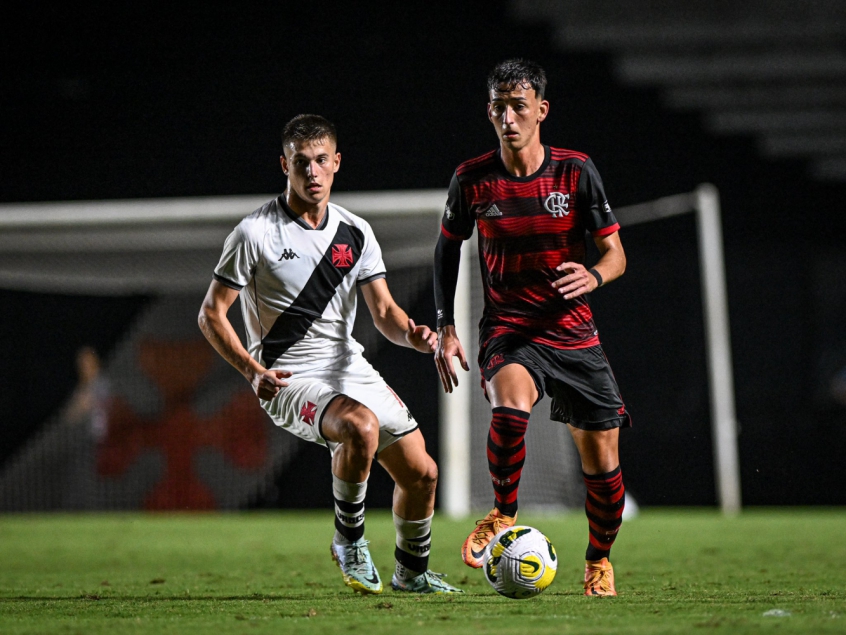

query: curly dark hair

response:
[486,59,547,99]
[281,114,338,151]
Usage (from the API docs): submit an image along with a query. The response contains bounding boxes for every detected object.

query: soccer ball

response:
[483,525,557,599]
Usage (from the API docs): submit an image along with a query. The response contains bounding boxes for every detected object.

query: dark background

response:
[2,2,845,507]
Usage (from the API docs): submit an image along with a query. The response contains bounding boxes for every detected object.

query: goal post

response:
[695,184,741,516]
[439,241,475,518]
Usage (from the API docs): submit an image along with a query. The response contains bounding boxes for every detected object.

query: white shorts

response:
[260,354,418,455]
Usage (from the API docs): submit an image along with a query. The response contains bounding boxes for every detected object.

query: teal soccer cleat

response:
[391,570,465,594]
[330,538,383,595]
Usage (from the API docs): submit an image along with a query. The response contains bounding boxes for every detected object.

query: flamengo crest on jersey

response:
[544,192,570,217]
[440,146,621,350]
[213,196,386,374]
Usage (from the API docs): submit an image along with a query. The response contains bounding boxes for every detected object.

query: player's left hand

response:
[406,318,438,353]
[551,262,598,300]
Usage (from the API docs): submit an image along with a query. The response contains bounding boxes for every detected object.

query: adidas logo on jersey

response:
[278,249,300,261]
[484,204,503,217]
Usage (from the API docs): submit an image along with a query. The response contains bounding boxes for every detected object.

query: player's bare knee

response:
[421,460,438,494]
[408,458,438,496]
[341,407,379,452]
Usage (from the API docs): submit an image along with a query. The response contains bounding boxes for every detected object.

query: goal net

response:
[0,187,738,515]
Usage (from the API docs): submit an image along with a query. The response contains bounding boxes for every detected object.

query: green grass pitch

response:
[0,509,843,634]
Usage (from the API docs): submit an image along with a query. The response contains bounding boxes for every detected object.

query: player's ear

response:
[280,155,289,175]
[333,152,341,173]
[538,99,550,123]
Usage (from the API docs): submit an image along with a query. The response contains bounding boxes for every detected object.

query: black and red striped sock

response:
[487,406,529,517]
[584,466,625,561]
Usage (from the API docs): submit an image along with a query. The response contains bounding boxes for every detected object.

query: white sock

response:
[332,474,368,545]
[393,512,432,580]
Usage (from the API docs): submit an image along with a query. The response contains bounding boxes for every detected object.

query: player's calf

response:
[487,407,530,517]
[583,466,625,561]
[330,473,382,593]
[581,466,624,597]
[393,512,432,581]
[391,512,463,594]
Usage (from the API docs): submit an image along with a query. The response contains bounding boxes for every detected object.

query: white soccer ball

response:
[483,525,558,599]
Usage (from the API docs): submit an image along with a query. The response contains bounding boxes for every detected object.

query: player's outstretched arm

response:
[551,231,626,300]
[198,280,291,400]
[361,278,437,353]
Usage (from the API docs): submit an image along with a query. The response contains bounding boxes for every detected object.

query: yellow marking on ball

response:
[535,560,556,590]
[519,554,543,580]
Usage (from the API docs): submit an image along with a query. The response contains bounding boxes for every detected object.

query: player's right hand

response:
[253,369,292,400]
[435,326,470,394]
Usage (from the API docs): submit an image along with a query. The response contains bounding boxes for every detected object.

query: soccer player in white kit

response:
[198,114,462,595]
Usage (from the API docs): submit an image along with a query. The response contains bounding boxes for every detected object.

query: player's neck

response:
[285,189,329,229]
[499,140,545,177]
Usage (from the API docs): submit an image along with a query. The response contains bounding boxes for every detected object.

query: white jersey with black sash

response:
[214,196,386,375]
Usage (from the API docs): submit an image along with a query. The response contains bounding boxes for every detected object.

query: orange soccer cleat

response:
[461,508,517,568]
[584,557,617,596]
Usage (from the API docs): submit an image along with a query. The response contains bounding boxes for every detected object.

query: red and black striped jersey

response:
[440,145,620,350]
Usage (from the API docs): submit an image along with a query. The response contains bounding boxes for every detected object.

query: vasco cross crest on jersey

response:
[544,192,570,218]
[300,401,317,426]
[332,244,354,268]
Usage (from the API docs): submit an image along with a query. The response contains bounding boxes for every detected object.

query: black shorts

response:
[479,334,632,431]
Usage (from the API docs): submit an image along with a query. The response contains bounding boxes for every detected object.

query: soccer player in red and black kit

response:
[434,59,630,596]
